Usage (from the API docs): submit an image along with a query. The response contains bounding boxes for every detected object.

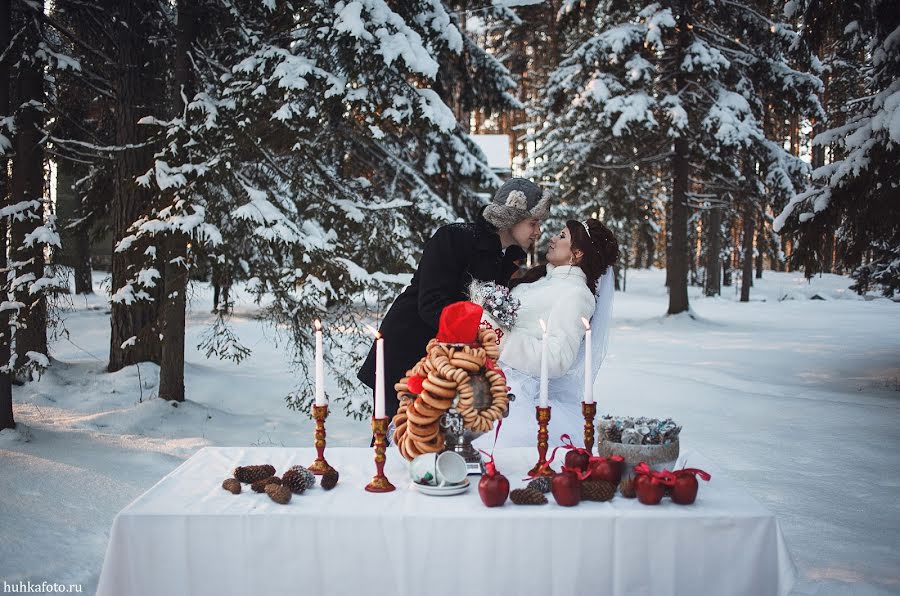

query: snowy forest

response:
[0,0,897,424]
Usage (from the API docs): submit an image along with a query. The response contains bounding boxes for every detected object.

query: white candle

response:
[539,319,549,408]
[366,325,386,419]
[314,319,326,406]
[581,317,593,404]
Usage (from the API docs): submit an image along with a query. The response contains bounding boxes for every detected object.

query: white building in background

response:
[469,134,512,180]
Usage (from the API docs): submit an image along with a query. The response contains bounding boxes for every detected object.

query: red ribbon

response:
[484,358,506,382]
[560,465,591,481]
[478,419,504,477]
[676,467,711,481]
[634,462,676,486]
[525,444,563,479]
[560,433,591,458]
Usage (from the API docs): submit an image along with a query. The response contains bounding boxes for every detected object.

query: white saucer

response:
[412,478,470,496]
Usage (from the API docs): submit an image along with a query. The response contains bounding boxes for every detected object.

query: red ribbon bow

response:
[560,433,591,458]
[634,462,676,486]
[675,467,711,481]
[525,444,563,479]
[478,419,504,477]
[560,465,591,481]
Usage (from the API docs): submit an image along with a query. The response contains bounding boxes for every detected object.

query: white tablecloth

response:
[97,447,795,596]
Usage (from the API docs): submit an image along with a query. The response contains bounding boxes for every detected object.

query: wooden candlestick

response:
[528,406,555,477]
[582,401,597,454]
[365,417,395,492]
[308,404,334,475]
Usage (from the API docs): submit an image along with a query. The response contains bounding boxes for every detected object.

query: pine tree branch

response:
[15,0,115,66]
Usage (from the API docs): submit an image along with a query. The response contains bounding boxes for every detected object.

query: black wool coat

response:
[357,214,525,418]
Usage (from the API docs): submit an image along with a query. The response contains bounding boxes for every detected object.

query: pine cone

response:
[222,478,241,495]
[321,469,339,490]
[265,483,292,505]
[582,480,616,502]
[282,465,316,494]
[619,478,636,498]
[233,464,276,484]
[526,476,552,494]
[510,488,548,505]
[251,475,281,493]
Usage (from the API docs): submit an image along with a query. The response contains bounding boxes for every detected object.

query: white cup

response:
[435,452,468,486]
[409,452,468,486]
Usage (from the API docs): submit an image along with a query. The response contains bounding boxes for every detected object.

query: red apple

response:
[635,478,666,505]
[478,460,509,507]
[588,456,624,484]
[670,468,711,505]
[564,449,591,472]
[551,466,588,507]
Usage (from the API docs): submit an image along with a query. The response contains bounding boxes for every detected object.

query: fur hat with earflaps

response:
[482,178,550,229]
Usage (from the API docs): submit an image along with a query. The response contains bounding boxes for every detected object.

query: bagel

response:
[422,379,456,399]
[412,433,444,455]
[406,402,439,426]
[414,397,446,418]
[450,358,480,373]
[426,372,456,390]
[404,435,422,458]
[405,420,439,441]
[420,390,453,411]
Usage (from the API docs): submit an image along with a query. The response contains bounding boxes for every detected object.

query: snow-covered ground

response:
[1,269,898,595]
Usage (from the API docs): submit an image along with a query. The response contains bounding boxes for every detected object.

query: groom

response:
[358,178,550,420]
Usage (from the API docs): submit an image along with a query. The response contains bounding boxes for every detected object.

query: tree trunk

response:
[740,204,755,302]
[108,1,161,372]
[10,2,48,368]
[667,2,690,314]
[705,207,722,297]
[755,202,765,279]
[73,230,93,294]
[159,233,187,402]
[158,0,195,402]
[823,231,834,273]
[0,0,14,430]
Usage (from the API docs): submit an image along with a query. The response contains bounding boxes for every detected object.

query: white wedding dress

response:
[474,265,615,451]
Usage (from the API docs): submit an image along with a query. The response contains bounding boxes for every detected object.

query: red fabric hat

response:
[437,301,484,344]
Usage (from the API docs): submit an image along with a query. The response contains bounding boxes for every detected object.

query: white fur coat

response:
[498,264,596,378]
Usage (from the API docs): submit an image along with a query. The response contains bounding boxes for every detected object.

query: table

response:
[97,447,795,596]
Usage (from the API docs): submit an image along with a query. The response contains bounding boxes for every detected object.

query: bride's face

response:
[546,226,579,266]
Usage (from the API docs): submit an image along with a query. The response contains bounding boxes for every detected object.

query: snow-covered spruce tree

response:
[775,0,900,297]
[119,0,514,416]
[4,0,67,381]
[531,0,821,311]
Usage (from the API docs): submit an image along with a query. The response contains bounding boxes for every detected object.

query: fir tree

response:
[531,0,822,310]
[775,0,900,297]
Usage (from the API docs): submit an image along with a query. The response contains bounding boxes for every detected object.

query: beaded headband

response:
[581,220,591,238]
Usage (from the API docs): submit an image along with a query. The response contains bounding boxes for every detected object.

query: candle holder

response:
[582,401,597,454]
[308,404,335,475]
[528,406,555,477]
[365,417,395,493]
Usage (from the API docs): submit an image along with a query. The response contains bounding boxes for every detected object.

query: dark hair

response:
[510,219,619,293]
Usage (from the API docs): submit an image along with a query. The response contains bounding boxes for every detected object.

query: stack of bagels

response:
[392,327,510,460]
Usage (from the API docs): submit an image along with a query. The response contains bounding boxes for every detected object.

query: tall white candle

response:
[581,317,593,404]
[374,329,386,419]
[314,319,326,406]
[539,319,549,408]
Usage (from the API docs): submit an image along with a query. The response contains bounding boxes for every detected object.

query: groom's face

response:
[509,218,542,250]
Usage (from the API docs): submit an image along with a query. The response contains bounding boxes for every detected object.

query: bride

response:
[475,218,619,450]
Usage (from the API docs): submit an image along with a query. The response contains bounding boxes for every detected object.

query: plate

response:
[412,479,470,497]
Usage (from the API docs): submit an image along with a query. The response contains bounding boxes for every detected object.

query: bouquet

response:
[469,281,520,330]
